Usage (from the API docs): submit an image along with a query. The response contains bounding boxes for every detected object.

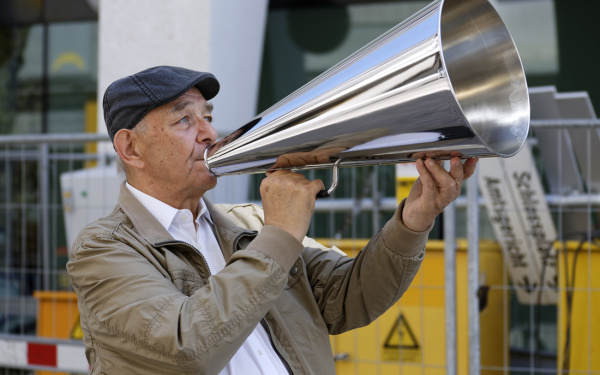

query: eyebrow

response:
[168,100,214,114]
[168,100,192,114]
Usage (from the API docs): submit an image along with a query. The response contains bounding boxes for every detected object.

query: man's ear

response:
[113,129,144,169]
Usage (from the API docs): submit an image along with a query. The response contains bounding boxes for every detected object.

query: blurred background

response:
[0,0,598,374]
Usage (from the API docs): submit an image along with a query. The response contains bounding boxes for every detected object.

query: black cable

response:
[561,226,600,374]
[561,237,583,374]
[534,244,552,368]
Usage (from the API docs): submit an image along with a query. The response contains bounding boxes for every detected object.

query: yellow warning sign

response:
[70,315,84,340]
[382,313,420,362]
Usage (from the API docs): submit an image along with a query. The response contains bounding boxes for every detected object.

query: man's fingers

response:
[274,154,312,169]
[423,158,458,191]
[437,157,479,185]
[310,178,326,196]
[415,158,435,189]
[403,156,478,232]
[448,157,464,184]
[462,158,479,180]
[263,170,324,198]
[260,169,324,242]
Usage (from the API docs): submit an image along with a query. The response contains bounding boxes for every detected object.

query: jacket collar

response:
[202,199,257,259]
[118,182,172,245]
[117,182,254,258]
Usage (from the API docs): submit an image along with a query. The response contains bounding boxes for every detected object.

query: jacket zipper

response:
[234,232,294,374]
[156,229,257,278]
[260,318,293,375]
[154,240,213,276]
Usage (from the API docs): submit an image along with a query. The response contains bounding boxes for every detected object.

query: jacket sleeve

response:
[67,221,299,373]
[301,199,430,334]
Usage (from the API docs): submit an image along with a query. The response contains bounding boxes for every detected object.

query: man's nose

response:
[196,117,217,143]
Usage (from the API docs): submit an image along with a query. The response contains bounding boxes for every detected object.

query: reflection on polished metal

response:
[205,0,529,180]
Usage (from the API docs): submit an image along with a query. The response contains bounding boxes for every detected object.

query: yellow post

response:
[84,100,97,168]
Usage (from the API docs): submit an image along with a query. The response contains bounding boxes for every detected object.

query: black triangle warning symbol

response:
[383,313,419,350]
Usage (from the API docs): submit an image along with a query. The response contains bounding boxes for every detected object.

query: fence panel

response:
[0,124,598,374]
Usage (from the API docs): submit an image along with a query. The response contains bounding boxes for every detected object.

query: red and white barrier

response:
[0,335,88,372]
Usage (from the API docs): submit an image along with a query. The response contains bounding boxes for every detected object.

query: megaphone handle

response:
[316,159,342,199]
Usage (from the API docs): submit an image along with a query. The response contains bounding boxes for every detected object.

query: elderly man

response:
[67,65,477,374]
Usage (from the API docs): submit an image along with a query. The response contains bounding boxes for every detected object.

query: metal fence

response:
[0,116,599,374]
[0,134,111,374]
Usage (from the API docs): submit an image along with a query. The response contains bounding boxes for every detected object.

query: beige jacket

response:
[67,183,429,374]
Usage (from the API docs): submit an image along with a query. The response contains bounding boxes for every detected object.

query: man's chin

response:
[195,176,218,200]
[205,174,218,191]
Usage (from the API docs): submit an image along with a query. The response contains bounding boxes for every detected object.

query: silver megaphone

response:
[205,0,529,197]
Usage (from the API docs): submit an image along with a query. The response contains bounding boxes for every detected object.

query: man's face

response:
[135,87,218,200]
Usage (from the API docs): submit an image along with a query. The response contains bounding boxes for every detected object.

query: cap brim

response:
[194,74,220,101]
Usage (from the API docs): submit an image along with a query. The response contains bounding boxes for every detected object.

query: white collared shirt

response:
[126,182,288,375]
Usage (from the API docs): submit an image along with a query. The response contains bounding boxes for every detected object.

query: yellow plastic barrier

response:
[33,291,80,375]
[35,240,598,374]
[321,238,507,375]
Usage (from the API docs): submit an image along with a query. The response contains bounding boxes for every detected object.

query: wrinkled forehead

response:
[166,88,214,112]
[141,88,214,125]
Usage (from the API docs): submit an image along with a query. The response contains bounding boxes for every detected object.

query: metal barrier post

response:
[38,143,51,291]
[371,166,381,233]
[444,184,457,374]
[467,168,480,375]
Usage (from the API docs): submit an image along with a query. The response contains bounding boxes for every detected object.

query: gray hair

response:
[116,156,127,177]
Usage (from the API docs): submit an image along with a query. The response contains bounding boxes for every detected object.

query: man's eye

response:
[204,116,213,123]
[179,116,189,124]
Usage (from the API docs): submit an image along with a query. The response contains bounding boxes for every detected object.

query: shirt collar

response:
[196,199,214,225]
[125,182,213,231]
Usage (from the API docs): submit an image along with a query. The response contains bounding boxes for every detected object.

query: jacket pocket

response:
[171,269,205,296]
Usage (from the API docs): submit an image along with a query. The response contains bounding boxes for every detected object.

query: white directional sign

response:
[479,143,558,304]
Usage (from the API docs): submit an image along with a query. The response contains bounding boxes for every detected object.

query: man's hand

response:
[270,148,346,169]
[402,157,478,232]
[260,170,325,242]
